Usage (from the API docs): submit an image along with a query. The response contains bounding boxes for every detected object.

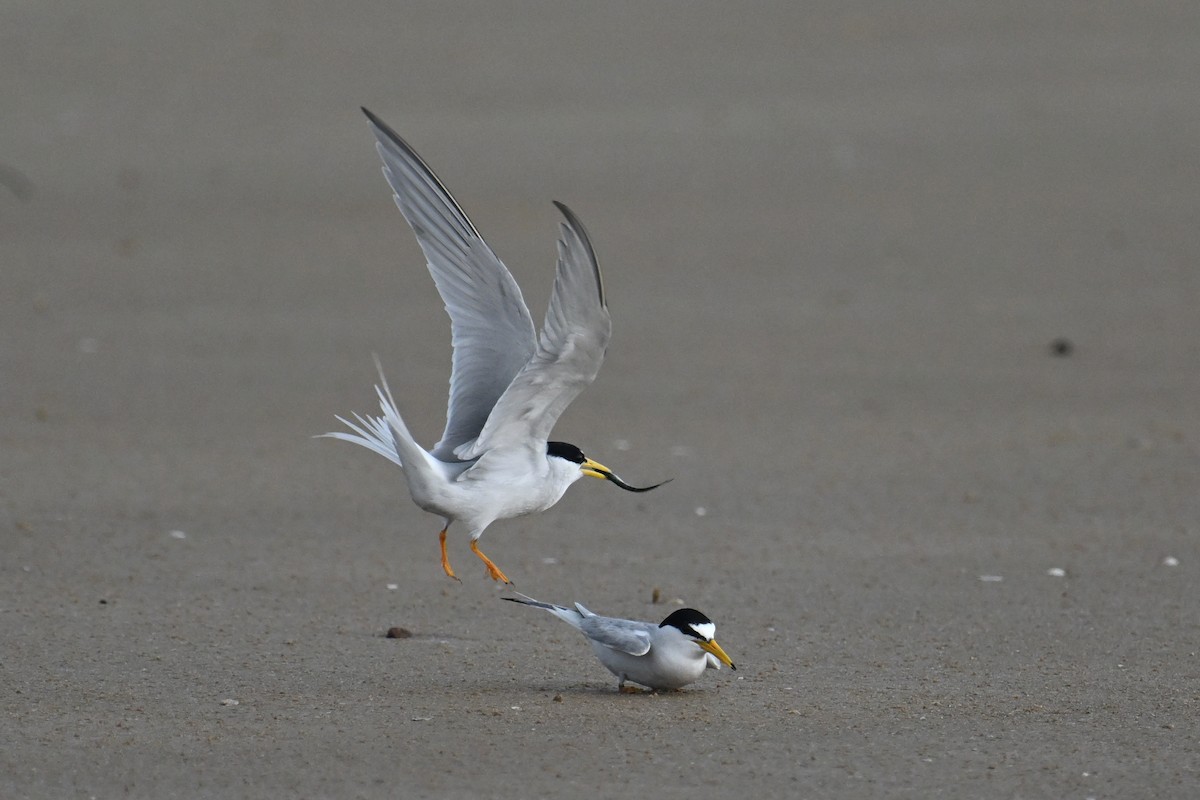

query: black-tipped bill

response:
[580,458,671,493]
[698,639,737,670]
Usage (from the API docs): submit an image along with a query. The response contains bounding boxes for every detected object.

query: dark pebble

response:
[386,627,413,639]
[1050,337,1073,357]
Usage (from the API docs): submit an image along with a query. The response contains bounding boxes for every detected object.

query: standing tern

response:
[323,108,666,584]
[505,595,737,691]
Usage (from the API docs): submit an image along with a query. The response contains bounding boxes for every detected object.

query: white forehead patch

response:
[689,622,715,641]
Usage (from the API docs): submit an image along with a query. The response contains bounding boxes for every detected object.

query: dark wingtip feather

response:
[504,595,561,612]
[360,107,485,241]
[360,106,406,149]
[552,200,605,306]
[361,106,389,133]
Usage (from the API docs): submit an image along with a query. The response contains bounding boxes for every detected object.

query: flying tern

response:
[323,108,666,584]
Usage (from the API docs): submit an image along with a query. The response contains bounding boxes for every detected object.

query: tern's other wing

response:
[579,615,653,657]
[363,108,536,461]
[456,201,611,459]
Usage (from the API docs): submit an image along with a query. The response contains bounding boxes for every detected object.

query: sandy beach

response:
[4,3,1199,797]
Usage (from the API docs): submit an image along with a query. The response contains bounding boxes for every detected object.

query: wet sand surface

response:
[4,3,1200,797]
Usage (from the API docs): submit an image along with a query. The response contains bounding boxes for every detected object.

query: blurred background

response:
[4,2,1199,797]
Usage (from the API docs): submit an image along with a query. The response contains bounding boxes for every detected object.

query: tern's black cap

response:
[547,441,586,464]
[659,608,714,638]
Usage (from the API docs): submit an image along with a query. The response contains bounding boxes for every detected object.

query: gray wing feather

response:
[456,201,611,459]
[362,109,536,461]
[579,615,653,657]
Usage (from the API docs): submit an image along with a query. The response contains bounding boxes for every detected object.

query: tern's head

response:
[659,608,737,670]
[546,441,671,493]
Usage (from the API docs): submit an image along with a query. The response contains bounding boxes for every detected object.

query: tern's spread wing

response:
[363,108,537,461]
[455,201,611,460]
[579,615,653,657]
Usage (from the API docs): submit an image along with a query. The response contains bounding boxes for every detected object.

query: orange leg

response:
[469,539,511,584]
[439,527,460,582]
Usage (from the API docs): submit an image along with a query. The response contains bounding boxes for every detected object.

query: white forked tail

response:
[320,357,418,468]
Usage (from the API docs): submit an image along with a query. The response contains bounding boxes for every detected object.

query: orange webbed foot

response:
[469,539,512,584]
